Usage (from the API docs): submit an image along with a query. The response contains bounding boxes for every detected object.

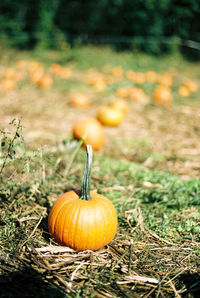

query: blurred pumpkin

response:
[183,79,198,93]
[145,71,158,83]
[59,67,72,79]
[29,68,44,84]
[110,98,129,115]
[178,86,190,97]
[16,60,26,69]
[84,71,103,85]
[112,66,123,78]
[128,87,148,102]
[93,79,107,92]
[2,68,16,80]
[1,79,15,91]
[126,70,136,81]
[134,72,145,84]
[49,63,62,75]
[48,145,117,251]
[38,74,53,89]
[153,85,172,106]
[158,73,173,87]
[73,118,105,151]
[28,61,42,73]
[69,93,91,108]
[116,87,129,98]
[97,105,124,126]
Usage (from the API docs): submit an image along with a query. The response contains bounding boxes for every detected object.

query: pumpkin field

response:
[0,45,200,297]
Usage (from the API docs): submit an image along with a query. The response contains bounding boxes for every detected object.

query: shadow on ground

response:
[0,268,65,298]
[180,273,200,298]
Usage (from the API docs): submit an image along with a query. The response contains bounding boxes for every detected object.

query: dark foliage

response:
[0,0,199,58]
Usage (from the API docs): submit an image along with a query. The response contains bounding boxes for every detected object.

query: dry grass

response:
[1,210,199,297]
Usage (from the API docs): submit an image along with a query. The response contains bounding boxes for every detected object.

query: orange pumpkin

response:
[48,145,118,251]
[134,72,145,84]
[93,79,107,92]
[28,61,42,73]
[16,60,26,69]
[49,63,62,75]
[145,71,158,83]
[158,73,173,87]
[128,87,148,102]
[73,118,105,151]
[116,87,129,98]
[1,79,15,91]
[59,67,72,79]
[126,70,136,81]
[178,86,190,97]
[111,66,123,78]
[153,85,172,106]
[110,98,129,115]
[69,93,91,108]
[183,79,198,93]
[97,105,124,126]
[2,68,16,80]
[38,74,53,89]
[29,67,44,84]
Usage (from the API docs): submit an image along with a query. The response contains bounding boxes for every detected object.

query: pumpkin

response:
[49,63,62,76]
[29,68,44,84]
[93,79,107,92]
[128,87,148,102]
[1,79,15,91]
[158,73,173,87]
[73,118,105,151]
[126,70,136,81]
[183,79,198,93]
[2,68,16,80]
[48,145,118,251]
[153,85,172,106]
[116,87,129,98]
[111,66,123,78]
[16,60,26,69]
[178,86,190,97]
[110,98,129,115]
[28,61,42,73]
[134,72,145,84]
[69,93,91,108]
[38,74,53,89]
[145,71,158,83]
[97,105,124,126]
[59,67,72,79]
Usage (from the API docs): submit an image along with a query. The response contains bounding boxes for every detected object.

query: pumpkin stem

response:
[80,145,92,200]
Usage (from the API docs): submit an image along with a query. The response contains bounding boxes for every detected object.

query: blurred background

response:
[0,0,200,59]
[0,0,200,178]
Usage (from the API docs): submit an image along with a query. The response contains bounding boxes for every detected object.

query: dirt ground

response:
[0,86,200,179]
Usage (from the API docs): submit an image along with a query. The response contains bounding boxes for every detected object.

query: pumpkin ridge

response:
[95,198,106,248]
[91,198,101,250]
[61,198,79,245]
[71,199,82,250]
[53,197,76,243]
[49,195,74,235]
[78,201,89,251]
[96,196,117,245]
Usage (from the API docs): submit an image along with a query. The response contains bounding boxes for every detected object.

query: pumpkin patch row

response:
[0,60,198,102]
